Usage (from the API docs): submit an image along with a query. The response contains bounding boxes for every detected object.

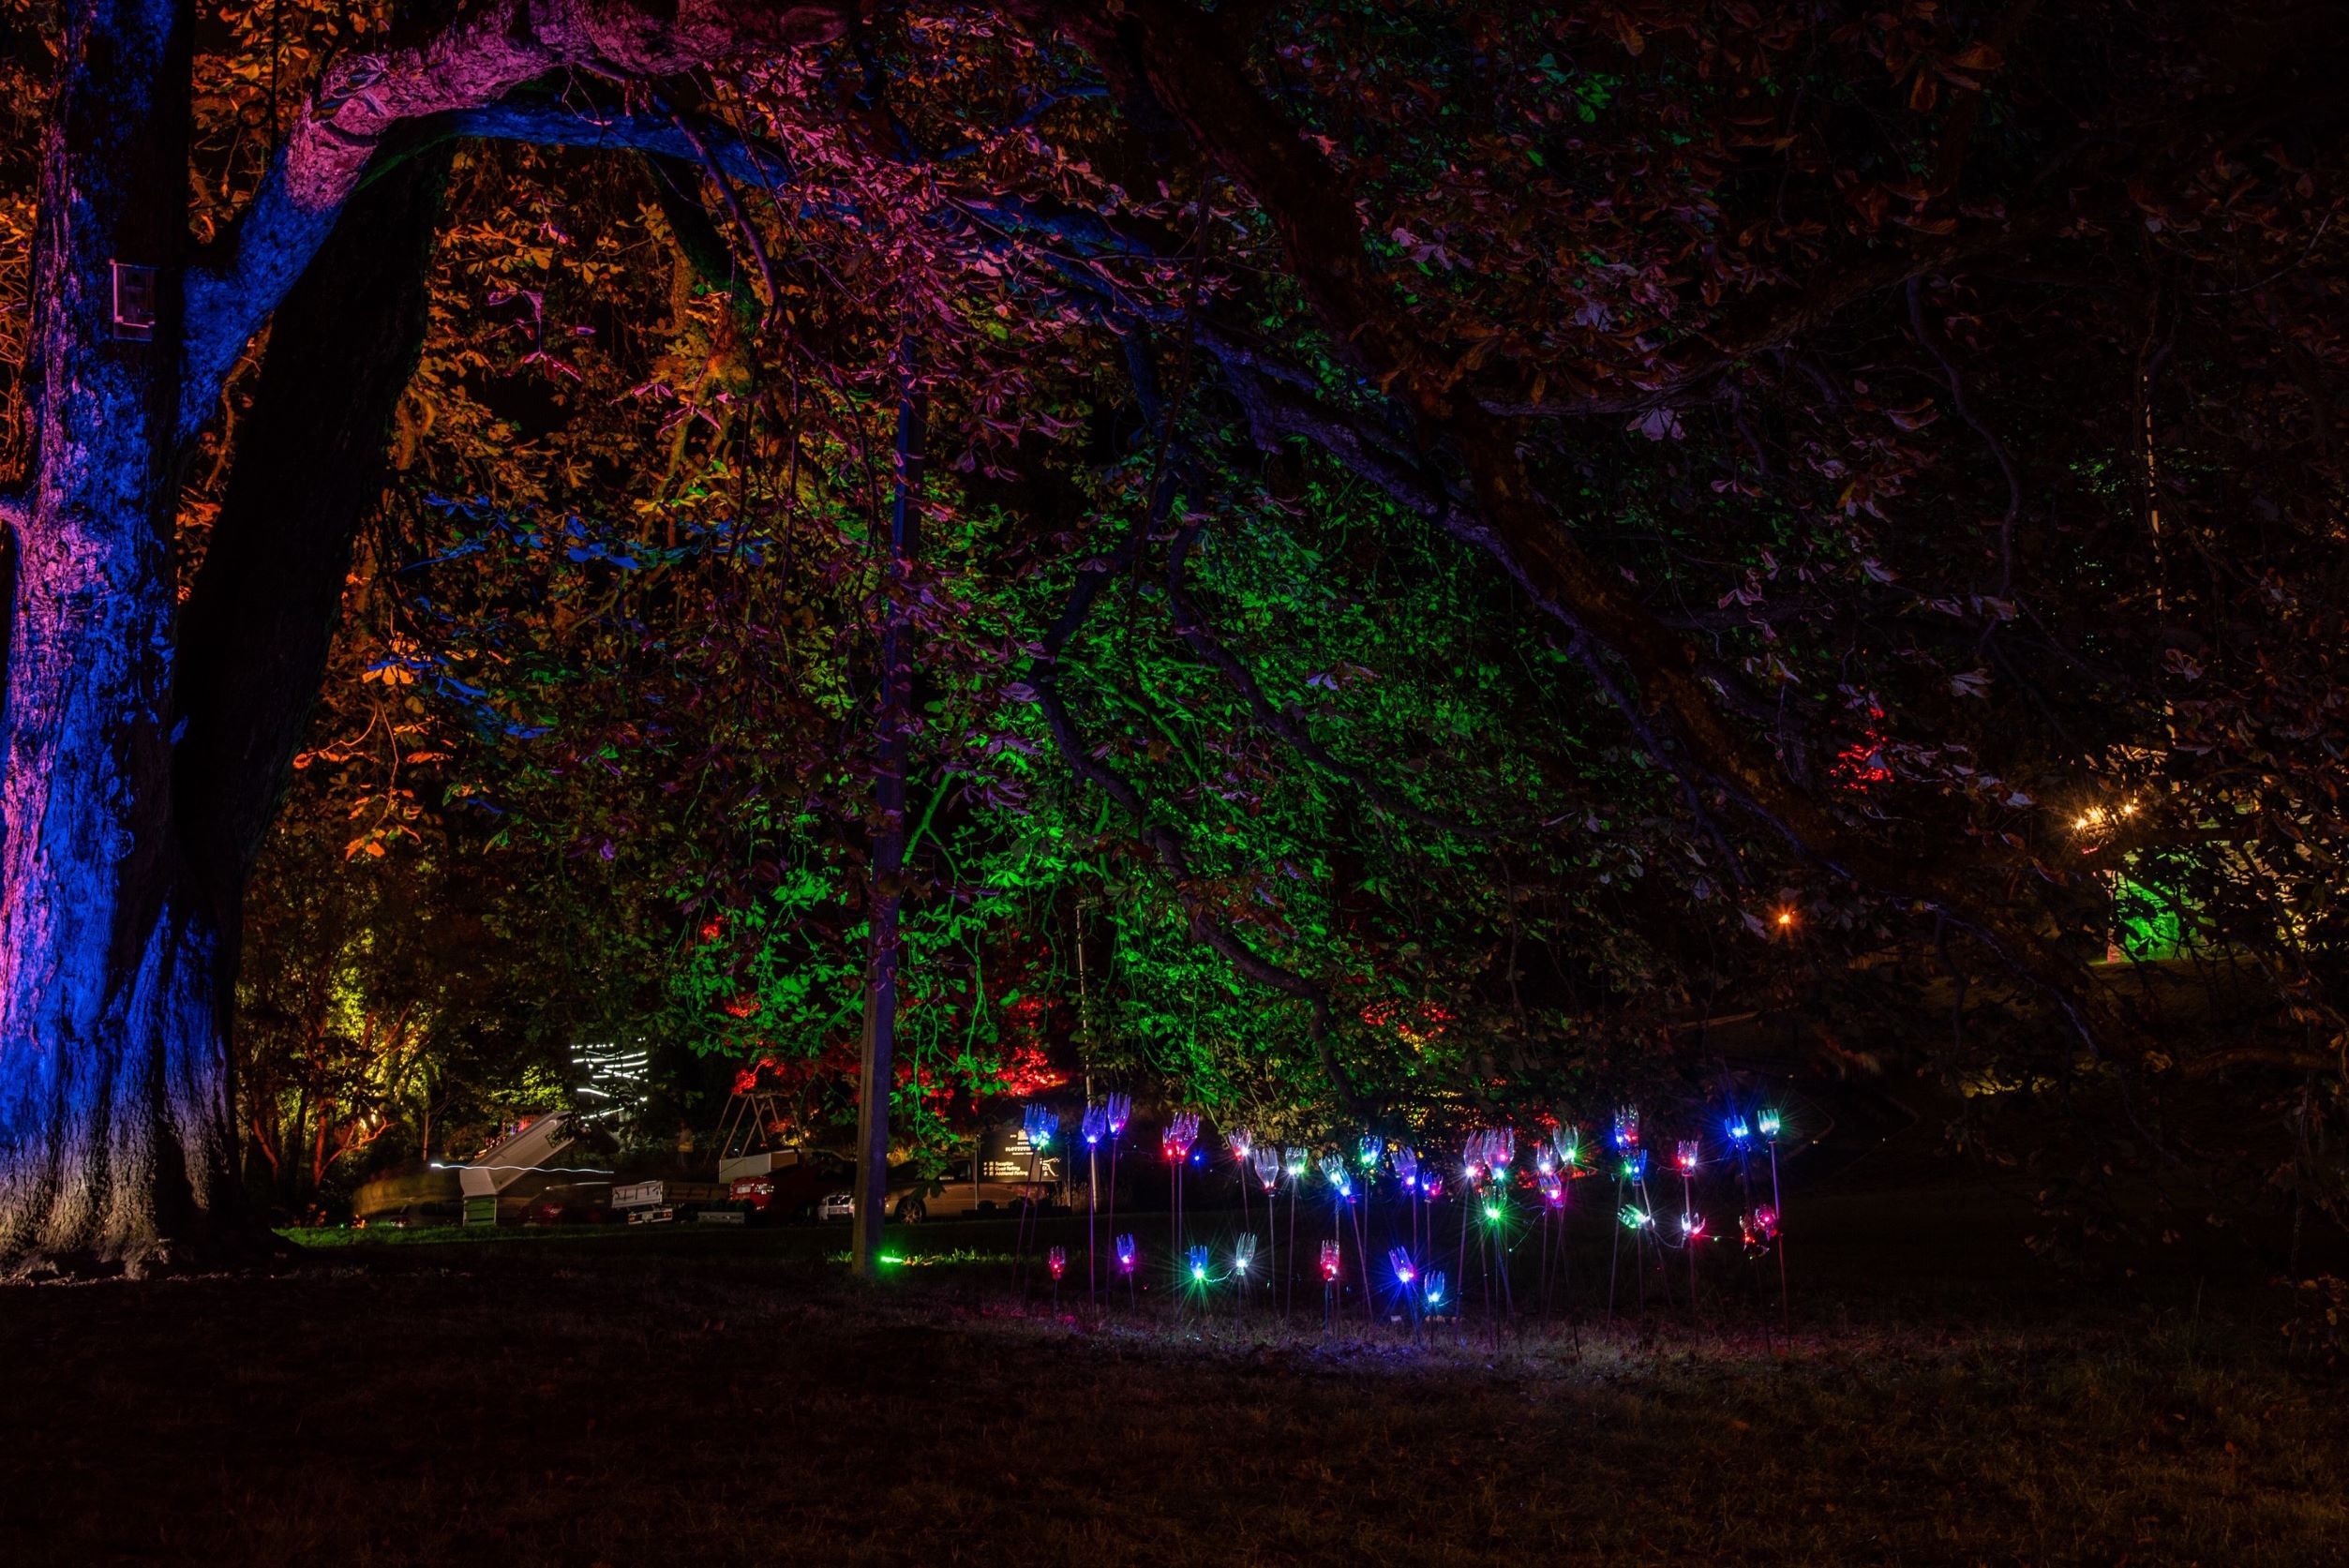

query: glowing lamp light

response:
[1619,1204,1653,1231]
[1048,1245,1067,1280]
[1675,1139,1700,1175]
[1774,907,1796,930]
[1319,1239,1342,1282]
[1104,1092,1132,1136]
[1420,1172,1444,1201]
[1251,1144,1282,1194]
[1234,1233,1258,1275]
[1612,1105,1640,1151]
[1393,1144,1420,1190]
[1489,1126,1516,1172]
[1542,1180,1564,1208]
[1188,1244,1210,1283]
[1758,1108,1782,1141]
[1621,1149,1648,1183]
[1358,1133,1384,1171]
[1081,1104,1110,1146]
[1727,1115,1751,1143]
[1115,1233,1138,1273]
[1387,1246,1415,1285]
[1024,1103,1059,1151]
[1229,1126,1255,1164]
[1283,1145,1309,1181]
[1482,1202,1502,1224]
[1680,1213,1708,1241]
[1552,1127,1581,1172]
[1425,1270,1448,1307]
[1163,1109,1201,1163]
[1318,1153,1354,1200]
[1752,1205,1779,1239]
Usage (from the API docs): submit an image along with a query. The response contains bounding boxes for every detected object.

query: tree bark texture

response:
[0,0,449,1275]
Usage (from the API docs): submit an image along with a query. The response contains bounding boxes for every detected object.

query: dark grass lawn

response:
[3,1189,2345,1566]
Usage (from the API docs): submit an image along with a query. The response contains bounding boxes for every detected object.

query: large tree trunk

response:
[0,0,231,1278]
[0,0,448,1277]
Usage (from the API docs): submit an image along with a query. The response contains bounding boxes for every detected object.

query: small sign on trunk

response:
[111,261,157,341]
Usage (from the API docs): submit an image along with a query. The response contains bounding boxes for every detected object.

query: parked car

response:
[727,1149,854,1224]
[893,1157,1083,1222]
[817,1164,935,1220]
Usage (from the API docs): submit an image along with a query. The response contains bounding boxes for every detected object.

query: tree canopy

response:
[0,0,2344,1268]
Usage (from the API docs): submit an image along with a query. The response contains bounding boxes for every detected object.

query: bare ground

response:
[1,1187,2343,1566]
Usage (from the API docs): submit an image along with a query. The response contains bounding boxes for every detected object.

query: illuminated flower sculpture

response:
[1318,1152,1354,1201]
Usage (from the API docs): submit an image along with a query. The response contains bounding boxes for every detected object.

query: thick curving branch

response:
[177,0,847,444]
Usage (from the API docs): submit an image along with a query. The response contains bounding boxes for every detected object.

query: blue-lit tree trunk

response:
[0,1,451,1277]
[0,0,241,1276]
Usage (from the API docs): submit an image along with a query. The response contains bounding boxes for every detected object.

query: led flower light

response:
[1234,1233,1258,1275]
[1619,1204,1653,1230]
[1612,1105,1640,1151]
[1481,1200,1503,1224]
[1081,1103,1110,1146]
[1115,1233,1138,1273]
[1542,1180,1564,1208]
[1162,1109,1200,1163]
[1534,1144,1556,1179]
[1489,1127,1516,1172]
[1726,1114,1751,1144]
[1229,1126,1255,1164]
[1424,1270,1447,1307]
[1188,1244,1210,1283]
[1752,1205,1780,1239]
[1319,1239,1342,1282]
[1552,1126,1581,1172]
[1420,1172,1444,1201]
[1318,1153,1354,1200]
[1675,1138,1700,1175]
[1104,1092,1132,1136]
[1048,1245,1067,1279]
[1621,1148,1648,1182]
[1024,1103,1059,1149]
[1283,1145,1309,1181]
[1680,1213,1708,1241]
[1393,1144,1420,1190]
[1250,1144,1281,1194]
[1357,1133,1384,1172]
[1758,1108,1782,1140]
[1388,1246,1415,1285]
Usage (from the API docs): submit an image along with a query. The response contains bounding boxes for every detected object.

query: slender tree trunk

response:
[0,0,448,1275]
[851,368,923,1278]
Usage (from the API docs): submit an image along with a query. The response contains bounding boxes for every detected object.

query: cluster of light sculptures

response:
[1029,1093,1795,1338]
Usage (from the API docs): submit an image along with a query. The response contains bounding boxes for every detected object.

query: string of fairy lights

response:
[1002,1098,1801,1337]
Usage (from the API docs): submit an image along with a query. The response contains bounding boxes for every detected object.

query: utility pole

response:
[852,362,923,1278]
